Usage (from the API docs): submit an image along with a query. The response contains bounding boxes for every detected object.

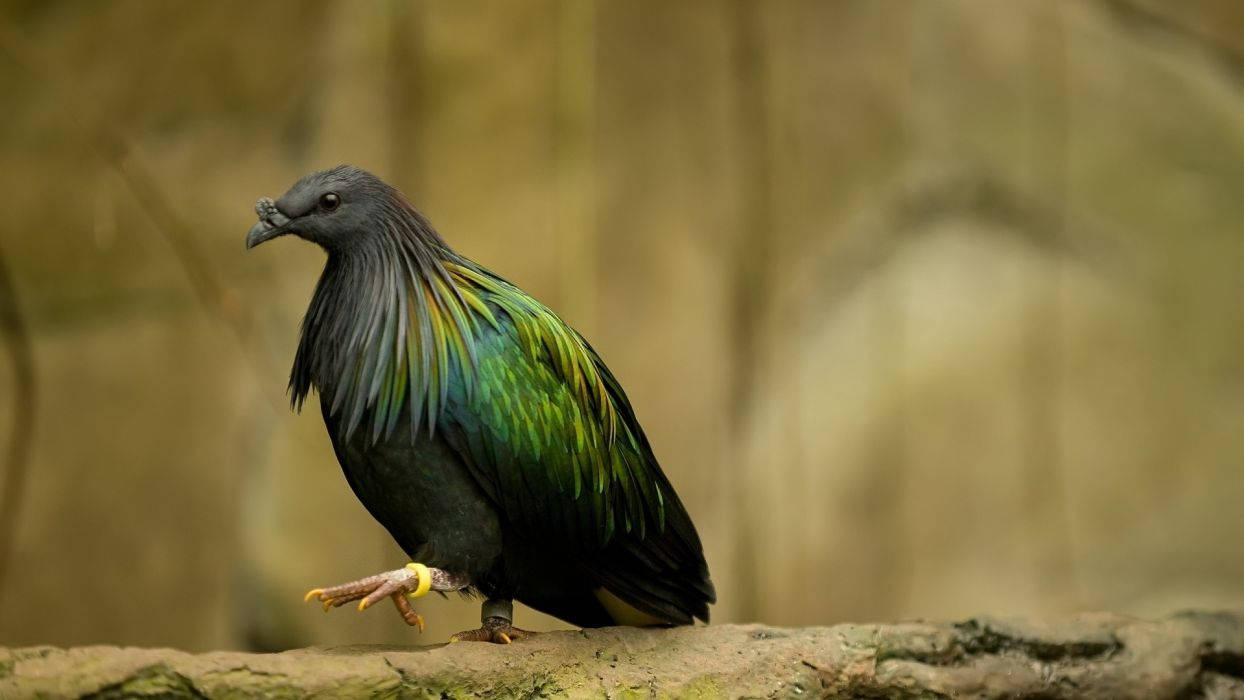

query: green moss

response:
[608,688,653,700]
[380,669,565,700]
[199,668,306,700]
[83,664,205,699]
[669,675,726,699]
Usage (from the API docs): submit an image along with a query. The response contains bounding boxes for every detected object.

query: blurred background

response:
[1,0,1242,652]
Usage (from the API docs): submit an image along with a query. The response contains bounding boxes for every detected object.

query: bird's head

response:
[245,165,393,253]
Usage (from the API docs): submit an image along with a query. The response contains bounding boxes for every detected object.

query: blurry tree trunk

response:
[554,0,597,330]
[0,242,34,615]
[386,0,428,191]
[1021,2,1077,604]
[726,0,774,622]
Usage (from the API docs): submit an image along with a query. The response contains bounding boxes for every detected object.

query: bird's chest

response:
[321,401,504,572]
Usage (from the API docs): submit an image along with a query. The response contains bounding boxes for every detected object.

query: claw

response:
[302,564,456,630]
[449,617,532,644]
[391,592,425,632]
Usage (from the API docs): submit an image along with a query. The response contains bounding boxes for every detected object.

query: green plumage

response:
[335,257,666,547]
[453,263,665,543]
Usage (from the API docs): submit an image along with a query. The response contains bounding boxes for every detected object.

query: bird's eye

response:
[319,192,340,211]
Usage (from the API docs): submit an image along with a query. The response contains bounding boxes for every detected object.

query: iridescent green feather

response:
[326,247,665,545]
[440,261,665,545]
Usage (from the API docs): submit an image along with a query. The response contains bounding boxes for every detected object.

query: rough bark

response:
[2,612,1241,698]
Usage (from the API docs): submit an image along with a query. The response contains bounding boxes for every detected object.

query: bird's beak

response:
[246,197,293,249]
[246,220,286,249]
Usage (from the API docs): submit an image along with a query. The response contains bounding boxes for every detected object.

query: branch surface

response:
[2,612,1241,698]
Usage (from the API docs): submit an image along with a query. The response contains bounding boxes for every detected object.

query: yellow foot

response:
[449,619,535,645]
[303,563,434,632]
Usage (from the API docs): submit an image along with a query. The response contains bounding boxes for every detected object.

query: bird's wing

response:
[438,263,714,622]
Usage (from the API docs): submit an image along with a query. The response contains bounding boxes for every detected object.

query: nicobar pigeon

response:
[246,166,715,643]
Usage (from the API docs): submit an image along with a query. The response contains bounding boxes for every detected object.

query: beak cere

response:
[246,197,292,249]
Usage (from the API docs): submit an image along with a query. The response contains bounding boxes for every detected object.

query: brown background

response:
[0,0,1241,651]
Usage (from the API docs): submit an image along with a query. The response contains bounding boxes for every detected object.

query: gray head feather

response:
[247,165,476,444]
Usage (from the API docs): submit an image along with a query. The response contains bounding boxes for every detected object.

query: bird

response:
[246,165,715,643]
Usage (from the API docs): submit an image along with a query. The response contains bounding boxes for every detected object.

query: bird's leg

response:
[449,598,535,644]
[304,563,469,632]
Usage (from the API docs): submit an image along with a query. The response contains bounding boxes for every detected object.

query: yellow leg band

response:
[405,562,432,598]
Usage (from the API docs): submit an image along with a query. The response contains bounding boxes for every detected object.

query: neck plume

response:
[290,201,481,445]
